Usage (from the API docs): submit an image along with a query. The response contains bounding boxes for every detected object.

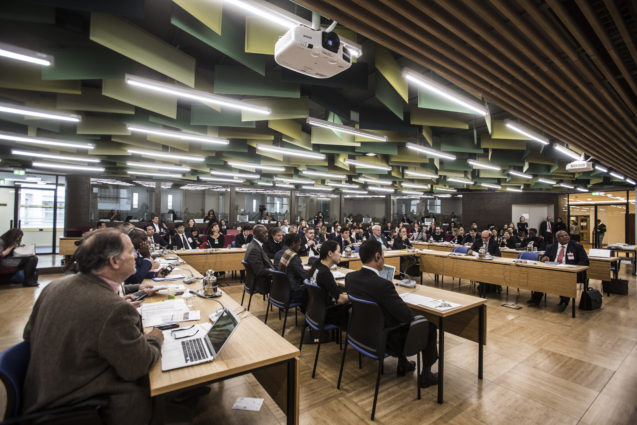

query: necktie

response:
[182,235,190,249]
[557,245,565,263]
[547,222,551,232]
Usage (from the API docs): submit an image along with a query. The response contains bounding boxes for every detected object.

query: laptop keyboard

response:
[181,338,208,363]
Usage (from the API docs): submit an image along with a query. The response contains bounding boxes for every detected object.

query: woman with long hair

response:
[308,240,350,329]
[0,228,38,286]
[203,223,225,249]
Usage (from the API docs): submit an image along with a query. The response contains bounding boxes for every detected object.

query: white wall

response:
[344,198,386,221]
[511,204,554,230]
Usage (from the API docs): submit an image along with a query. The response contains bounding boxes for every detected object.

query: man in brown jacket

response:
[22,228,163,425]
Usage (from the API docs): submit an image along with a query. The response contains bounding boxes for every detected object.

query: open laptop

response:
[379,264,396,281]
[161,308,240,371]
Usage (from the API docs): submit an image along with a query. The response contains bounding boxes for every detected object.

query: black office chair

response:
[240,260,262,311]
[299,280,342,378]
[0,341,107,424]
[265,270,302,336]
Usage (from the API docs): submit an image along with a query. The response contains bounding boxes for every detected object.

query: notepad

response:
[399,293,460,311]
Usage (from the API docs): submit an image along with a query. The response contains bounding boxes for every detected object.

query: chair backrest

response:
[347,295,387,359]
[452,246,469,254]
[517,252,539,261]
[304,280,327,330]
[269,270,291,306]
[241,260,256,291]
[403,315,430,357]
[0,341,30,419]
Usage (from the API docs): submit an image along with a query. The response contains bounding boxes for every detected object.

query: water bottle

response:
[527,242,533,252]
[479,245,487,258]
[203,269,217,296]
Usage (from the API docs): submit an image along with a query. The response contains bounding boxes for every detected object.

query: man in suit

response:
[462,228,478,245]
[299,227,319,257]
[145,224,166,247]
[150,215,164,236]
[468,230,502,294]
[263,227,284,259]
[172,223,193,250]
[243,224,273,294]
[528,230,589,311]
[430,226,445,242]
[370,224,391,250]
[235,225,254,247]
[345,240,438,387]
[539,215,554,245]
[525,228,545,251]
[23,228,163,425]
[334,228,353,252]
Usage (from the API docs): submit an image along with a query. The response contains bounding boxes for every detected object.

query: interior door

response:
[0,187,16,229]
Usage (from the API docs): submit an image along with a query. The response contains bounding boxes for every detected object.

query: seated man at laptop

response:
[345,240,438,387]
[22,228,163,425]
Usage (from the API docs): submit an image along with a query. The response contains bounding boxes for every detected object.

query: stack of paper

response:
[399,293,461,311]
[139,299,200,327]
[332,271,346,279]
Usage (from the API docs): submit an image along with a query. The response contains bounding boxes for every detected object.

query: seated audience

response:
[450,227,465,244]
[0,228,39,287]
[172,223,194,250]
[393,227,413,250]
[308,240,350,329]
[335,228,353,251]
[263,227,284,259]
[274,232,307,307]
[243,224,273,294]
[468,230,502,257]
[219,219,228,234]
[525,228,545,251]
[189,228,202,249]
[124,228,162,288]
[185,218,197,236]
[299,226,319,257]
[145,224,167,248]
[430,226,445,242]
[203,223,224,249]
[235,225,253,247]
[463,228,478,245]
[22,228,163,424]
[370,224,391,250]
[409,223,426,241]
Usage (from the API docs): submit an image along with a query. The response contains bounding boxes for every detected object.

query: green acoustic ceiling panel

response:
[0,1,55,23]
[480,134,527,150]
[418,88,480,115]
[440,134,483,153]
[409,106,469,129]
[90,13,196,87]
[41,47,133,80]
[219,129,273,140]
[148,107,208,134]
[172,0,222,35]
[491,120,530,140]
[525,163,552,174]
[318,146,356,154]
[77,116,130,135]
[191,103,256,128]
[0,114,61,133]
[57,88,134,114]
[103,78,177,119]
[268,119,302,141]
[375,73,404,120]
[375,45,408,102]
[214,66,299,98]
[245,16,285,54]
[311,126,358,146]
[355,143,399,155]
[241,97,309,121]
[202,139,249,153]
[489,150,525,167]
[171,6,267,76]
[0,62,81,94]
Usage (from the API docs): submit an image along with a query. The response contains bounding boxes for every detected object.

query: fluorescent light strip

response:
[0,132,94,150]
[553,143,582,161]
[276,183,294,189]
[210,170,259,179]
[402,69,488,116]
[127,148,204,162]
[357,177,392,185]
[127,161,191,172]
[368,186,394,193]
[480,183,502,189]
[406,143,456,160]
[344,159,392,171]
[537,178,557,185]
[0,42,53,66]
[609,172,625,180]
[594,165,608,173]
[434,187,457,192]
[342,189,368,194]
[405,170,439,179]
[402,190,424,195]
[228,161,285,172]
[301,186,333,191]
[506,187,523,192]
[127,125,228,145]
[508,170,533,179]
[127,170,183,178]
[576,187,589,192]
[447,177,474,184]
[301,170,347,179]
[401,183,430,189]
[558,183,575,189]
[503,120,549,145]
[12,150,99,163]
[326,182,360,188]
[125,74,271,115]
[275,177,314,184]
[306,117,387,142]
[32,162,104,172]
[436,194,452,198]
[200,176,245,183]
[257,181,273,187]
[0,102,80,122]
[626,178,636,185]
[256,144,325,159]
[468,159,501,171]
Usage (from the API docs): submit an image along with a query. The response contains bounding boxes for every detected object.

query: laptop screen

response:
[379,264,396,282]
[207,309,239,355]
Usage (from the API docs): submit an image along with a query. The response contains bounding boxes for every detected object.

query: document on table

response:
[152,274,186,281]
[399,293,461,311]
[331,271,346,279]
[139,299,200,327]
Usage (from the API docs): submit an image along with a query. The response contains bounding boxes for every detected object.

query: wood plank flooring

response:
[1,266,636,425]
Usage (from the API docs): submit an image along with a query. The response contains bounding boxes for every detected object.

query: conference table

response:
[144,259,300,424]
[59,237,81,256]
[333,266,487,404]
[175,248,246,274]
[608,244,637,275]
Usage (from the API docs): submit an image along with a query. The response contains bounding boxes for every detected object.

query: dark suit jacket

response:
[544,240,589,282]
[263,238,283,259]
[244,240,273,293]
[299,234,319,257]
[23,273,162,425]
[125,255,155,285]
[345,267,413,328]
[539,220,554,238]
[173,232,193,250]
[463,234,478,245]
[334,235,352,251]
[526,236,545,251]
[235,233,253,247]
[392,236,412,250]
[151,233,167,247]
[470,239,501,257]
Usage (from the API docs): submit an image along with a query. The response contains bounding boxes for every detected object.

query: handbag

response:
[578,287,602,310]
[602,279,628,296]
[12,245,35,257]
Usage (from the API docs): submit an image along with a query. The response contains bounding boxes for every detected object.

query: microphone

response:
[181,268,200,284]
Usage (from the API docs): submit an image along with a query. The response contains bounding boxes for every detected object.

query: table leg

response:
[478,305,484,380]
[572,298,576,318]
[286,358,299,425]
[437,316,444,404]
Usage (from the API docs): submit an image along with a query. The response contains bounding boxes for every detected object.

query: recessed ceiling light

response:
[480,183,502,189]
[127,170,183,178]
[228,161,285,172]
[405,170,439,179]
[447,177,474,184]
[508,170,533,179]
[200,176,245,183]
[301,170,347,179]
[127,161,191,172]
[210,170,259,179]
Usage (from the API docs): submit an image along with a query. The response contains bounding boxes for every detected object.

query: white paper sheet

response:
[232,397,264,411]
[399,293,461,311]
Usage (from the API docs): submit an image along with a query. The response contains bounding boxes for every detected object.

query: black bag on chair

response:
[602,279,628,296]
[579,288,602,310]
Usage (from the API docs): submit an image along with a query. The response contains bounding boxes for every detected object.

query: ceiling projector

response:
[275,26,352,79]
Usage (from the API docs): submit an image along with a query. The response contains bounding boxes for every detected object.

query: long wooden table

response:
[335,267,486,404]
[145,260,300,424]
[59,237,81,255]
[338,249,416,271]
[175,248,246,274]
[608,244,637,275]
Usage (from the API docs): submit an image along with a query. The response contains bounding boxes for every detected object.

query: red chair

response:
[0,266,20,284]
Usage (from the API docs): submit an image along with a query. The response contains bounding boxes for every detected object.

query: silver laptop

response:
[161,308,240,371]
[379,264,396,281]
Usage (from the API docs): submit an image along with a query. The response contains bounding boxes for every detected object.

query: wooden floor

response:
[2,265,636,425]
